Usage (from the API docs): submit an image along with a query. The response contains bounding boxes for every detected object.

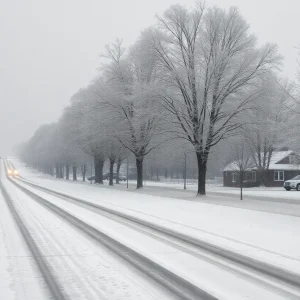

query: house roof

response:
[269,151,293,166]
[224,150,300,171]
[268,151,298,170]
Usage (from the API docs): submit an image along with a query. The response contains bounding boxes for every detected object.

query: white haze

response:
[0,0,299,155]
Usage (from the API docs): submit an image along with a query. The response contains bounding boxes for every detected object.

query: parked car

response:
[102,172,113,180]
[103,172,127,181]
[284,175,300,191]
[87,175,95,181]
[118,173,127,181]
[87,173,126,182]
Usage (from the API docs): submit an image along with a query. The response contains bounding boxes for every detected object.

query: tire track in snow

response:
[0,161,67,300]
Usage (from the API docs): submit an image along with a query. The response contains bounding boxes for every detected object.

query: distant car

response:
[284,175,300,191]
[7,169,19,177]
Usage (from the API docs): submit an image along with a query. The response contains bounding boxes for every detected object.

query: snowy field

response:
[1,159,300,299]
[132,180,300,202]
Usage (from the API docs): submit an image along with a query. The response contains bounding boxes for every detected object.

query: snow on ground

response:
[132,180,300,203]
[0,180,51,299]
[2,169,174,300]
[209,186,300,201]
[13,160,300,268]
[13,178,298,300]
[13,160,300,219]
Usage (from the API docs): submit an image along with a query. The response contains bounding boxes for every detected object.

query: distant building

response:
[223,151,300,187]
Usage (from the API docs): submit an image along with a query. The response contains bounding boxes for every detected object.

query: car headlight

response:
[13,170,19,175]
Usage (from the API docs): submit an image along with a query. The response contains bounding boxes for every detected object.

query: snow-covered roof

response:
[269,151,293,167]
[224,151,300,171]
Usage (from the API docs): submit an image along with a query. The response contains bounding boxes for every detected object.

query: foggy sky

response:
[0,0,299,155]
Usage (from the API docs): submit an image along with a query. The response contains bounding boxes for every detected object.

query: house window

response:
[232,173,237,182]
[274,171,284,181]
[252,171,256,182]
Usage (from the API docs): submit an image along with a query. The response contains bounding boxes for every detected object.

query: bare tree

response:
[228,141,254,200]
[115,149,127,184]
[244,75,288,185]
[69,86,107,184]
[153,4,281,195]
[21,123,57,175]
[100,36,167,188]
[280,50,300,155]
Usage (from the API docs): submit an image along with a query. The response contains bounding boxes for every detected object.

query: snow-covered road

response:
[1,163,176,300]
[0,187,50,300]
[2,159,300,299]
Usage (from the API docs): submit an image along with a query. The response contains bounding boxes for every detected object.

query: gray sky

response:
[0,0,299,154]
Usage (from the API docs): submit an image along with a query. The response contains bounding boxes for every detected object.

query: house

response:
[223,151,300,187]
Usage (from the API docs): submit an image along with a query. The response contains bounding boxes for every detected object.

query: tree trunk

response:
[72,166,77,181]
[109,159,115,186]
[94,157,104,184]
[156,168,159,181]
[59,165,64,179]
[55,163,59,178]
[81,164,86,182]
[94,157,98,183]
[136,156,143,189]
[49,165,54,176]
[116,160,122,184]
[66,164,70,180]
[196,152,207,196]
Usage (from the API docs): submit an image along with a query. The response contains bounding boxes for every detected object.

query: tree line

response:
[19,3,300,195]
